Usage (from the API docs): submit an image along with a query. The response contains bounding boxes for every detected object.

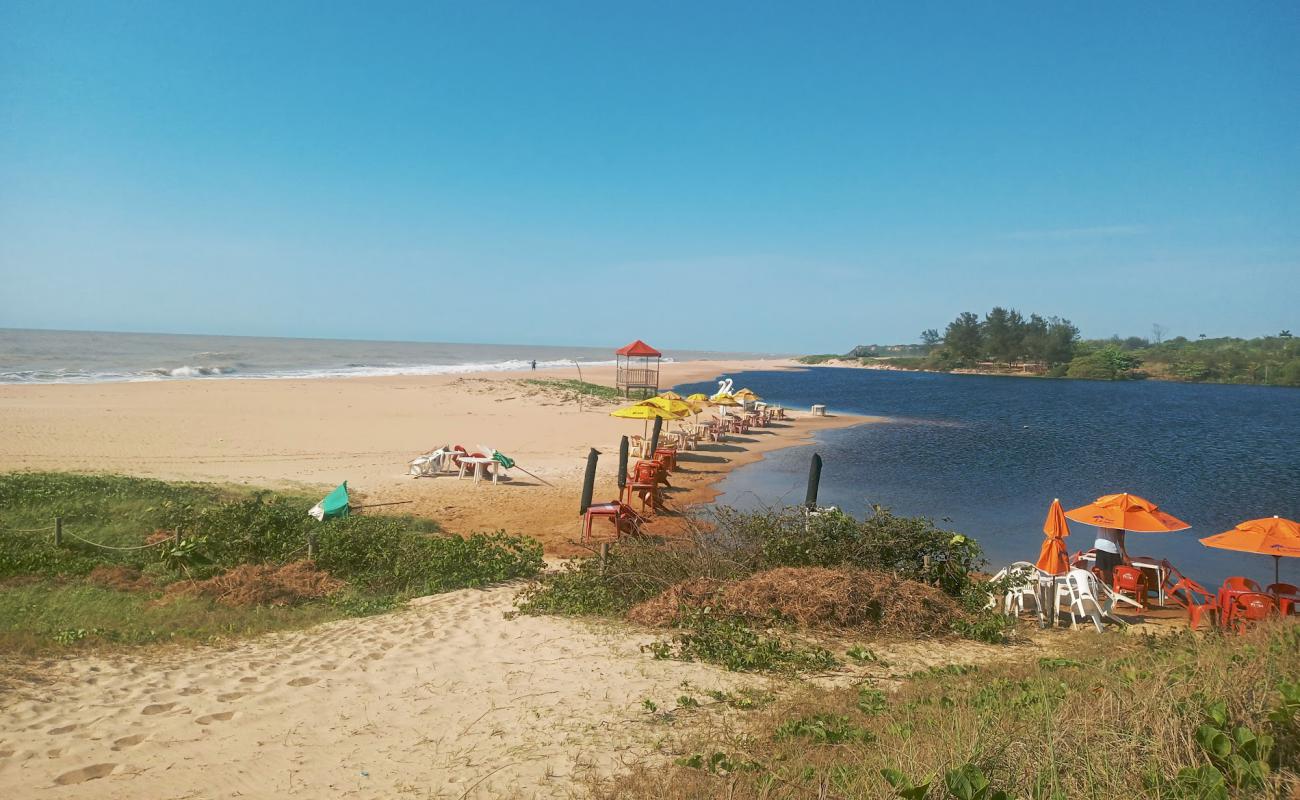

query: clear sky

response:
[2,1,1297,353]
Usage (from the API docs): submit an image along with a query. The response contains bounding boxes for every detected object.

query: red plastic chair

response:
[1167,577,1218,630]
[1224,576,1262,593]
[1266,583,1299,615]
[1232,592,1277,633]
[581,501,645,544]
[1112,566,1150,609]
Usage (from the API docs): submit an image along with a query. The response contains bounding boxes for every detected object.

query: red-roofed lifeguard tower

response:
[615,340,662,399]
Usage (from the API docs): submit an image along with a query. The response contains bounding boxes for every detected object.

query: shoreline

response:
[0,358,873,554]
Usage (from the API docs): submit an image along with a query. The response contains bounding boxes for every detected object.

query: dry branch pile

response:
[166,561,344,607]
[627,566,963,637]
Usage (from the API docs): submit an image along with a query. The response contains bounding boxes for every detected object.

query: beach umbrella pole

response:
[649,417,662,456]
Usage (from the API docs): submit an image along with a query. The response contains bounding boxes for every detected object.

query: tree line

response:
[924,307,1081,372]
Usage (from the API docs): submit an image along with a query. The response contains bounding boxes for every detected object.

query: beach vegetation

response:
[517,506,1011,672]
[595,622,1300,799]
[519,378,622,402]
[0,472,542,651]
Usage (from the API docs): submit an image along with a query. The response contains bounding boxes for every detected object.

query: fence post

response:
[599,541,609,574]
[174,529,182,546]
[307,532,318,560]
[54,516,62,547]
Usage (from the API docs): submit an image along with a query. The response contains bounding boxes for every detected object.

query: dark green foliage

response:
[775,713,874,744]
[746,506,983,597]
[1066,344,1143,380]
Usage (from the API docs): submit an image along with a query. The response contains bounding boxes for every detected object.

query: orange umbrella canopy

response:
[1064,492,1190,533]
[1199,516,1300,587]
[1035,498,1071,575]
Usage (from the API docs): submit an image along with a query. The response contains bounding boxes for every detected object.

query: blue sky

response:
[2,1,1297,352]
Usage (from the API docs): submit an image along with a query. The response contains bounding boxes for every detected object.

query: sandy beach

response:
[0,360,906,798]
[0,359,872,554]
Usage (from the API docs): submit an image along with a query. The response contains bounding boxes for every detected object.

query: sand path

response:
[0,584,770,799]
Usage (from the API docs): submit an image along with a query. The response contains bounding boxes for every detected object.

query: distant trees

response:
[849,316,1300,386]
[930,307,1079,370]
[942,312,984,362]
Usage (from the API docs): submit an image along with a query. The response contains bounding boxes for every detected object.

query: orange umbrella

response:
[1199,516,1300,589]
[1034,498,1071,576]
[1064,492,1190,533]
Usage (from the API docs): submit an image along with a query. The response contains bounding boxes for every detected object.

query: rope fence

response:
[1,516,322,561]
[60,529,171,552]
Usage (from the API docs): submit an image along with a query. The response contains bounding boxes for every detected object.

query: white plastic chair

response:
[1062,568,1106,632]
[985,562,1039,617]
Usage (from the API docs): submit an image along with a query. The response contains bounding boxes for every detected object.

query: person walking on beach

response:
[1093,526,1128,586]
[530,360,537,371]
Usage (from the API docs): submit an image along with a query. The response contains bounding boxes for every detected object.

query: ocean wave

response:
[1,358,622,384]
[148,365,238,378]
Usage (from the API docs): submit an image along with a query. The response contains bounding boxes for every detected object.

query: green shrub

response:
[643,610,838,673]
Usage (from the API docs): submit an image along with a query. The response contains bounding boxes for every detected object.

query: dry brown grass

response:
[627,567,964,637]
[595,621,1300,799]
[165,560,344,607]
[86,565,155,592]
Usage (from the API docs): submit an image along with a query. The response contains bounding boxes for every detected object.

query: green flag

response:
[492,452,516,469]
[309,482,350,521]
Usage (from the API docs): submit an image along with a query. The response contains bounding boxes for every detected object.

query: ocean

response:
[674,367,1300,586]
[0,329,770,384]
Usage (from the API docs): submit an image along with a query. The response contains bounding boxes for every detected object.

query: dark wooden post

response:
[599,542,609,573]
[307,532,318,560]
[805,452,823,509]
[649,417,663,456]
[579,448,600,515]
[54,516,63,547]
[617,436,629,490]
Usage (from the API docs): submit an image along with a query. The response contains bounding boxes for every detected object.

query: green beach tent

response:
[308,482,351,521]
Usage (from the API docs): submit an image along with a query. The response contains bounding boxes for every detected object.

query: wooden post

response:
[307,532,318,560]
[599,542,609,574]
[54,516,62,547]
[174,528,182,546]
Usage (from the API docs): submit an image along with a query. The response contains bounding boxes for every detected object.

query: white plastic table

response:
[457,456,500,485]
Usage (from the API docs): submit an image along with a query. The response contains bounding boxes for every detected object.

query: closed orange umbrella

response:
[1035,498,1071,576]
[1064,492,1190,533]
[1199,516,1300,589]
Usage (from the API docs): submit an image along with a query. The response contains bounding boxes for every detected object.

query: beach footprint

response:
[216,692,245,703]
[141,702,177,716]
[54,763,117,785]
[47,724,78,735]
[195,711,236,725]
[111,734,147,750]
[286,677,317,687]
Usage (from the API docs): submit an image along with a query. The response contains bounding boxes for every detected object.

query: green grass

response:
[0,580,348,651]
[0,472,542,653]
[519,378,622,401]
[597,623,1300,799]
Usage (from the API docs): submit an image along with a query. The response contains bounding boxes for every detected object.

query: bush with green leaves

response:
[642,609,838,674]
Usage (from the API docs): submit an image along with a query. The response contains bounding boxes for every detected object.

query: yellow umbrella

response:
[611,402,679,444]
[710,393,740,406]
[734,387,758,399]
[685,393,710,403]
[641,396,693,416]
[658,390,684,400]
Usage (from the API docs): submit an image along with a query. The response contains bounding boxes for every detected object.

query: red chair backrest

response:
[1113,566,1146,593]
[1266,583,1298,596]
[1224,576,1262,593]
[1234,592,1276,621]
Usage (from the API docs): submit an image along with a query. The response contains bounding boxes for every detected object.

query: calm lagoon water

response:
[674,368,1300,586]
